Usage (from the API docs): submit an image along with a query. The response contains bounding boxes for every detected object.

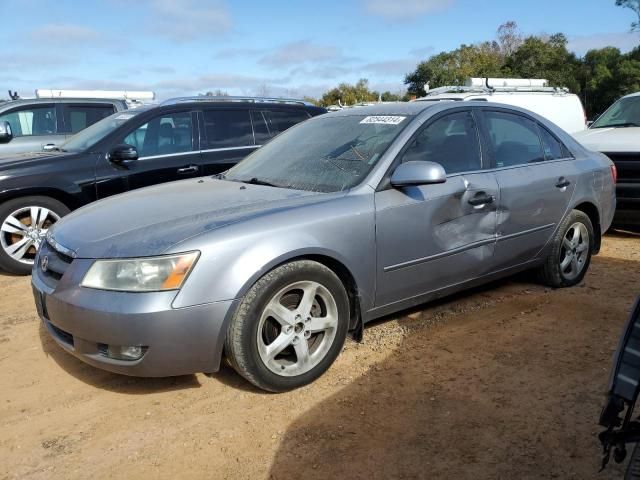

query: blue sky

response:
[1,0,639,100]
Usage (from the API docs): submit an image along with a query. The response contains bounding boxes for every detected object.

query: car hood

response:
[49,178,327,258]
[573,127,640,153]
[0,150,70,167]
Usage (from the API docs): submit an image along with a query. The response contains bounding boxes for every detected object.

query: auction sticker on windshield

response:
[360,116,406,125]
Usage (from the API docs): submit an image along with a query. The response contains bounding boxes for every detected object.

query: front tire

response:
[0,196,70,275]
[538,209,594,288]
[224,260,350,392]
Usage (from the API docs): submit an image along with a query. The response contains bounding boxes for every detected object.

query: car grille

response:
[37,240,74,290]
[603,152,640,184]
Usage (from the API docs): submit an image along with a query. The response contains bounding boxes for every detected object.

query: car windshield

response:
[224,114,410,192]
[592,95,640,128]
[59,109,146,152]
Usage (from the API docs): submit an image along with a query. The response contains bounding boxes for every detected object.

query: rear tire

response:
[537,209,594,288]
[0,196,70,275]
[224,260,350,392]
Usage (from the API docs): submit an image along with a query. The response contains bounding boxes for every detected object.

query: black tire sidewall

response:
[0,196,70,275]
[228,261,350,392]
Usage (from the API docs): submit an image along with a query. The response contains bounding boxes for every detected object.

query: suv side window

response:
[203,109,254,149]
[401,110,481,174]
[537,125,571,160]
[123,112,193,158]
[484,111,544,167]
[62,104,115,134]
[251,110,270,144]
[0,105,57,137]
[265,110,310,135]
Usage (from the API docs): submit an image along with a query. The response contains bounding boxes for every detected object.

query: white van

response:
[414,78,587,134]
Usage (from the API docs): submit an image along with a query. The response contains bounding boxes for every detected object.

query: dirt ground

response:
[1,232,639,480]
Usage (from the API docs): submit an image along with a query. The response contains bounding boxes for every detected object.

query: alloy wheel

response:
[559,222,589,281]
[0,206,60,265]
[257,280,339,377]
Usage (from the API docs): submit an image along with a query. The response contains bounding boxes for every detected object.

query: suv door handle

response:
[467,192,495,206]
[177,165,199,174]
[556,177,571,189]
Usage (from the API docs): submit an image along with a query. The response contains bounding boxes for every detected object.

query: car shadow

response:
[38,322,201,394]
[607,228,640,239]
[267,256,636,480]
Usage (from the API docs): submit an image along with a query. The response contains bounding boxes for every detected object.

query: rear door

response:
[375,108,499,307]
[198,108,257,175]
[478,108,579,270]
[60,103,116,140]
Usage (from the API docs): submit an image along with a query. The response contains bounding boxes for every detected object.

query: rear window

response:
[62,104,115,133]
[203,109,254,149]
[265,110,310,135]
[484,111,545,167]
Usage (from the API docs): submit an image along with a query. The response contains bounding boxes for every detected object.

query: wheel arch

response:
[572,200,601,254]
[0,188,81,211]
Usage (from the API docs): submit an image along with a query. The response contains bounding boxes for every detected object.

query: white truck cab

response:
[414,78,587,134]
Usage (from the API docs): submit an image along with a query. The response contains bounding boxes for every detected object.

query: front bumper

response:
[32,256,237,377]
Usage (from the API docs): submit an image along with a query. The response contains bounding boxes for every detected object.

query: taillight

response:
[611,164,618,184]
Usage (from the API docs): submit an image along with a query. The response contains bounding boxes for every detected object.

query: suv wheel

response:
[0,196,70,275]
[538,209,594,288]
[225,260,349,392]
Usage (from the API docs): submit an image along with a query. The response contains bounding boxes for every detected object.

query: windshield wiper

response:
[238,177,283,188]
[593,122,640,128]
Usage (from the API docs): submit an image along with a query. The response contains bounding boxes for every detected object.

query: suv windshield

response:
[60,109,146,152]
[225,114,410,192]
[592,95,640,129]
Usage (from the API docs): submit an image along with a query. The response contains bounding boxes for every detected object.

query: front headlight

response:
[81,252,199,292]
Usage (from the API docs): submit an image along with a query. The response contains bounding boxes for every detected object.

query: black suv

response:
[0,97,325,274]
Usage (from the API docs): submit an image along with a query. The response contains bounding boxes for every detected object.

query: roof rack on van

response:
[422,77,570,98]
[161,96,314,107]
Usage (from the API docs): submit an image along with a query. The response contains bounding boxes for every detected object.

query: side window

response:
[63,104,115,134]
[401,110,481,174]
[484,111,544,167]
[538,125,571,160]
[203,109,254,149]
[0,105,56,137]
[265,110,310,135]
[122,112,193,157]
[251,110,270,144]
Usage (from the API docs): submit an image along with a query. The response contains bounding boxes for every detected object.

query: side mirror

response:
[108,144,138,164]
[0,121,13,143]
[390,161,446,187]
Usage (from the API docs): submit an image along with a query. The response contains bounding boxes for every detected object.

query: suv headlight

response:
[81,252,199,292]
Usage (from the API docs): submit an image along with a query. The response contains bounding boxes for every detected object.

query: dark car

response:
[0,97,128,155]
[0,97,325,274]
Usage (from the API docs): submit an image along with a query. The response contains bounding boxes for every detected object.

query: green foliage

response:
[319,79,384,107]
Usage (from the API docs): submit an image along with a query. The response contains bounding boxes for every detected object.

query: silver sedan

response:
[32,101,616,391]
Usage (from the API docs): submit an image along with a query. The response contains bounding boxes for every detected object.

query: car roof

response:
[328,102,436,117]
[0,98,125,109]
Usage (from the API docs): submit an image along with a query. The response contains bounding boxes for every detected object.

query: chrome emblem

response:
[41,255,49,272]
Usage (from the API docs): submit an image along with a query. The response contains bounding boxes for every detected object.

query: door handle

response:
[556,177,571,189]
[177,165,199,174]
[467,192,495,206]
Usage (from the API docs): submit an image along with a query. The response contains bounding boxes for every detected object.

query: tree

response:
[504,34,581,92]
[616,0,640,31]
[404,42,504,94]
[497,21,523,57]
[319,79,379,106]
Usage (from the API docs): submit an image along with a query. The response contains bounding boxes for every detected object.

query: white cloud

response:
[363,0,454,21]
[29,23,101,45]
[568,32,640,55]
[259,41,345,67]
[148,0,232,41]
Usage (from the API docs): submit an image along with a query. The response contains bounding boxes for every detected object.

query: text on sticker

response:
[360,116,406,125]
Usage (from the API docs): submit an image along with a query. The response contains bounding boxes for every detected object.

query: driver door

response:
[95,110,200,198]
[374,109,499,307]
